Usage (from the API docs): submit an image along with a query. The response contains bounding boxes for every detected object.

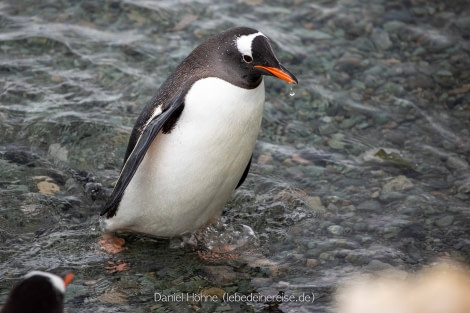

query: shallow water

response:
[1,0,470,312]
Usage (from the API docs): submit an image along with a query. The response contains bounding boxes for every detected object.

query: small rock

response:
[383,21,406,32]
[172,14,197,31]
[306,196,326,212]
[319,252,332,260]
[306,30,333,40]
[446,156,469,170]
[423,33,453,52]
[456,179,470,195]
[370,190,380,198]
[291,154,314,165]
[398,223,426,239]
[382,175,414,193]
[97,290,127,304]
[50,75,63,83]
[379,191,405,203]
[306,259,318,268]
[407,74,434,89]
[328,134,345,150]
[335,55,363,73]
[257,154,273,164]
[357,200,380,211]
[364,259,393,271]
[48,143,68,162]
[204,266,250,285]
[455,16,470,32]
[7,184,30,193]
[435,215,454,227]
[383,226,400,239]
[383,10,412,23]
[371,28,392,50]
[318,123,338,135]
[327,225,344,236]
[34,176,60,195]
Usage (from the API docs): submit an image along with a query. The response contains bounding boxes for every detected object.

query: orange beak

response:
[63,272,74,287]
[254,65,298,84]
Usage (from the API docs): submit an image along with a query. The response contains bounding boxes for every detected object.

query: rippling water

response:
[1,0,469,312]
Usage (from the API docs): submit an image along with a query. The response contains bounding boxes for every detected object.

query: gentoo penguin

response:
[1,271,74,313]
[101,26,298,237]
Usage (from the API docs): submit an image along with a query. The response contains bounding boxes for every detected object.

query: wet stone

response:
[383,10,413,22]
[434,215,454,227]
[334,55,363,73]
[354,222,368,232]
[3,151,39,166]
[6,184,30,193]
[423,33,454,53]
[327,134,346,150]
[357,200,381,211]
[306,30,333,40]
[382,175,414,193]
[363,259,393,272]
[399,206,421,215]
[319,252,333,261]
[383,20,406,31]
[306,196,326,212]
[306,259,318,268]
[383,226,401,239]
[446,155,469,170]
[371,28,392,50]
[364,74,385,88]
[407,74,434,89]
[203,266,250,285]
[455,16,470,32]
[327,225,344,236]
[456,179,470,195]
[318,123,338,135]
[379,191,406,203]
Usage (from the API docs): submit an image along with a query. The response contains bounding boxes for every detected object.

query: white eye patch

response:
[235,32,266,58]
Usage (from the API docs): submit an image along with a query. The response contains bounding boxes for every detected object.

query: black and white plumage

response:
[1,271,74,313]
[100,26,298,237]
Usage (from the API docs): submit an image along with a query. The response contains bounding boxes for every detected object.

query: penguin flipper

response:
[236,155,252,189]
[101,89,187,218]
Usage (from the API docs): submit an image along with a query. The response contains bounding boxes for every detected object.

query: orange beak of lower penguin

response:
[254,65,298,84]
[63,272,74,287]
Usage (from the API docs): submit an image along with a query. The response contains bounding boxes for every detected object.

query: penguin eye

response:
[242,55,253,63]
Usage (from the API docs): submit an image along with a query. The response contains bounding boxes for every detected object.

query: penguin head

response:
[233,27,298,86]
[191,27,298,89]
[1,271,74,313]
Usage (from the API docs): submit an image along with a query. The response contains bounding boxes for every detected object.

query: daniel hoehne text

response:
[154,292,315,303]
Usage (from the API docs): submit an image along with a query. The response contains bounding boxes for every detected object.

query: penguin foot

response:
[105,259,130,273]
[98,233,126,254]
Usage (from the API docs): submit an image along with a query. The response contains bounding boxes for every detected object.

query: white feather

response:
[235,32,265,58]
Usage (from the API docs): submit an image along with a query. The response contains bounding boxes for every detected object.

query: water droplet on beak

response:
[289,85,295,97]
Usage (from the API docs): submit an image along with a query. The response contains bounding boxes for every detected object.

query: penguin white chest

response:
[107,77,265,237]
